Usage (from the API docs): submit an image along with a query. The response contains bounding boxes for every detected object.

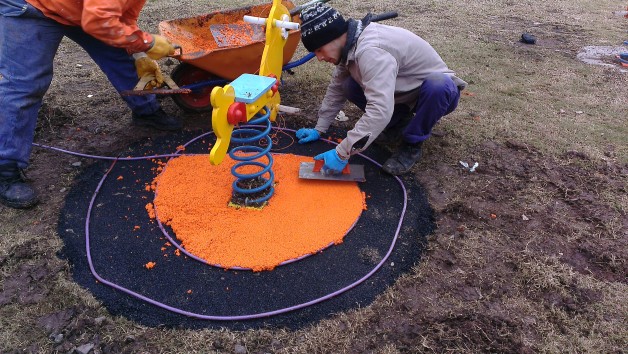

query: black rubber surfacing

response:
[57,127,434,330]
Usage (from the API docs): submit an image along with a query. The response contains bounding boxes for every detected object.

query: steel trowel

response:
[298,160,366,182]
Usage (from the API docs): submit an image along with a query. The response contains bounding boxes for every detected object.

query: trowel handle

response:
[312,159,351,175]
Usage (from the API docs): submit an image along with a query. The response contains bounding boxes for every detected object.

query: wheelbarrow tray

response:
[159,1,301,81]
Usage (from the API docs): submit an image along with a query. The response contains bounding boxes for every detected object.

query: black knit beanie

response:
[300,3,349,52]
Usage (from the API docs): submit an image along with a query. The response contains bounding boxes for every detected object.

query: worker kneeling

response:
[295,3,467,175]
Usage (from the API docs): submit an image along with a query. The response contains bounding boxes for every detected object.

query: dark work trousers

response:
[0,2,159,168]
[341,72,461,144]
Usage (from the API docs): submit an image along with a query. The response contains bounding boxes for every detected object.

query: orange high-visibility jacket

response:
[26,0,153,53]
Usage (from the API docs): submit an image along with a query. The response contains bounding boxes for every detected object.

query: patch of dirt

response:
[34,305,161,354]
[0,260,64,306]
[429,140,626,281]
[370,139,627,351]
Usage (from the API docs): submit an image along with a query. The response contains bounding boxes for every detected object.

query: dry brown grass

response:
[1,0,626,352]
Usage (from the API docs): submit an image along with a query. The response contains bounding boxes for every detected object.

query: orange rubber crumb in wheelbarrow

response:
[152,154,365,271]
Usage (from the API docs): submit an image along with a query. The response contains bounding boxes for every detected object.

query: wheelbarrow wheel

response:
[170,63,221,113]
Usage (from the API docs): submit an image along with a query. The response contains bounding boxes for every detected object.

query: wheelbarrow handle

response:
[171,44,183,58]
[370,11,398,22]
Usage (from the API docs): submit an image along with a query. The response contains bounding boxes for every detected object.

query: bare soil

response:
[1,0,626,353]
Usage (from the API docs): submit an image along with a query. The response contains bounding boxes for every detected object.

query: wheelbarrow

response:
[160,1,398,113]
[160,0,305,112]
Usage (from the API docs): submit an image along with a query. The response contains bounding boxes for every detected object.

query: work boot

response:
[0,163,39,209]
[382,141,423,175]
[132,108,182,131]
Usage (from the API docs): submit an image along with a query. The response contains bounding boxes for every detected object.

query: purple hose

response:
[39,127,408,320]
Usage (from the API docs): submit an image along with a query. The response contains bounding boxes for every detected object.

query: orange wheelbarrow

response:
[160,0,308,112]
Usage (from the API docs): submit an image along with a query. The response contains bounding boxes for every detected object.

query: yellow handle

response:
[209,85,235,165]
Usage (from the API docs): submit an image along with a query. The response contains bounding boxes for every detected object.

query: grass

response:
[1,0,626,352]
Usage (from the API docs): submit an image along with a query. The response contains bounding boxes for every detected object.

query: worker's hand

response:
[295,128,320,144]
[314,149,348,175]
[146,34,176,60]
[134,56,164,89]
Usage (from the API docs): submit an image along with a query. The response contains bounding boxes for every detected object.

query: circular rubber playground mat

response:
[57,127,434,330]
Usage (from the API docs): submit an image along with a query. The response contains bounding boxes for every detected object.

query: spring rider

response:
[209,0,300,206]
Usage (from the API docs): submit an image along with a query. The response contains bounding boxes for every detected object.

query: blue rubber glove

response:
[295,128,320,144]
[314,149,348,175]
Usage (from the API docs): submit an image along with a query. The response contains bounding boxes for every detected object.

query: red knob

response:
[227,102,247,125]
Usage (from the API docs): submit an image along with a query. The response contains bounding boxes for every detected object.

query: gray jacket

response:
[314,22,467,159]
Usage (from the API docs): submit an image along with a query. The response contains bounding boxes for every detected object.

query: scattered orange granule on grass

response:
[145,261,156,269]
[117,176,123,181]
[176,145,186,151]
[152,154,365,271]
[133,226,140,231]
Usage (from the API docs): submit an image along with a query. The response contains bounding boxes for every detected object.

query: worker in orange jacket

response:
[0,0,180,209]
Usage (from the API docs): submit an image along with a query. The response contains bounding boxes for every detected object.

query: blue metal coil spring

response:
[229,106,274,206]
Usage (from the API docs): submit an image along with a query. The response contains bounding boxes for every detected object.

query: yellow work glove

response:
[134,55,164,89]
[146,34,176,60]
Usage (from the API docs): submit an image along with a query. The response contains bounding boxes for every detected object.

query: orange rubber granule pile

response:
[152,154,365,271]
[214,21,258,47]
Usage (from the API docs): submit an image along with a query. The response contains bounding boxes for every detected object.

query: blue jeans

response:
[342,72,461,144]
[0,2,159,168]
